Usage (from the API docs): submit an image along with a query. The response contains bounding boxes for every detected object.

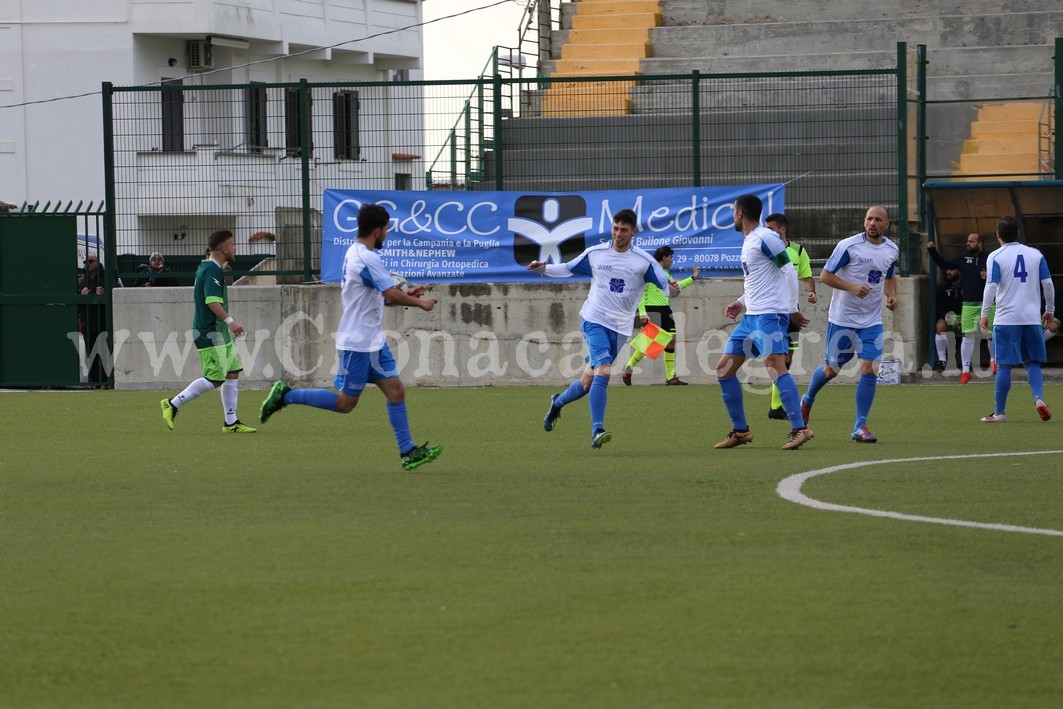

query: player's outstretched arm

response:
[383,286,436,312]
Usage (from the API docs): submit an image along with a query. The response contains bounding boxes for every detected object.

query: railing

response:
[1038,92,1055,177]
[426,0,560,190]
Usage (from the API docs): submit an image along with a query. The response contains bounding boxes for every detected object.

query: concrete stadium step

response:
[501,106,894,147]
[493,143,895,176]
[657,0,1061,25]
[648,12,1063,57]
[561,42,653,61]
[970,120,1043,138]
[971,103,1045,121]
[638,43,1054,76]
[577,0,661,14]
[565,28,652,45]
[962,135,1040,154]
[551,58,644,76]
[925,73,1054,102]
[538,80,637,117]
[571,12,662,31]
[955,152,1041,175]
[628,77,898,113]
[953,101,1047,178]
[476,171,896,203]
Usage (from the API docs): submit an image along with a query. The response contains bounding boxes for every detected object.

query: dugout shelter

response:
[924,181,1063,366]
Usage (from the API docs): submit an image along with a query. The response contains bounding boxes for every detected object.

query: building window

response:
[284,88,313,158]
[161,78,184,152]
[245,83,268,153]
[389,69,409,82]
[395,173,412,190]
[333,90,360,161]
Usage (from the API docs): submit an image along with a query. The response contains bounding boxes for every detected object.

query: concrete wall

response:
[113,277,930,390]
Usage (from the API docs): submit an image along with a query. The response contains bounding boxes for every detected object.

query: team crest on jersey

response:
[867,269,883,284]
[609,278,625,293]
[508,195,592,265]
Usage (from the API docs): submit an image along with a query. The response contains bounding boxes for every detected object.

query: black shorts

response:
[642,305,676,332]
[786,317,799,351]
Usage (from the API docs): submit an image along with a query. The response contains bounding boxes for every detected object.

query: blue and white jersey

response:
[741,226,796,315]
[336,241,397,352]
[983,242,1052,325]
[824,233,899,329]
[545,243,669,336]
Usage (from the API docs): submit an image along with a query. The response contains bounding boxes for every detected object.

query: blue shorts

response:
[992,324,1046,366]
[824,322,884,367]
[582,320,621,368]
[333,345,399,396]
[724,313,790,358]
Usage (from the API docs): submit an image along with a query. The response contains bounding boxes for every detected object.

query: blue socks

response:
[995,365,1012,414]
[773,372,803,429]
[387,402,415,454]
[1026,362,1044,401]
[555,378,589,408]
[589,374,609,433]
[286,388,340,411]
[719,375,748,431]
[855,373,877,428]
[804,365,830,405]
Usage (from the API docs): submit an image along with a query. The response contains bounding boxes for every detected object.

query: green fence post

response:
[493,73,504,190]
[896,42,909,277]
[449,130,458,189]
[1055,38,1061,180]
[692,70,701,187]
[101,81,117,386]
[464,101,472,190]
[299,78,312,283]
[478,80,485,176]
[915,45,927,236]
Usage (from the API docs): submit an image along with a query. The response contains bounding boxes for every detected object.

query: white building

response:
[0,0,425,259]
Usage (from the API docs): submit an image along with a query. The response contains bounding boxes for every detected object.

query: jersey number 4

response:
[1013,255,1028,283]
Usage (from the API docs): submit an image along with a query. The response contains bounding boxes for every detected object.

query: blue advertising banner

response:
[322,185,784,284]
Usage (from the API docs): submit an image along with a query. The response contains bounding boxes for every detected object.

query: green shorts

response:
[961,302,994,334]
[198,342,243,382]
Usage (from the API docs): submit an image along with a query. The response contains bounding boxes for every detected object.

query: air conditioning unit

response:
[186,40,214,71]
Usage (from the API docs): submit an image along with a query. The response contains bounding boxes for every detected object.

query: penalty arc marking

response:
[777,451,1063,538]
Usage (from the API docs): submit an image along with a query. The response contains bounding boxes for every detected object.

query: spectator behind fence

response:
[927,232,993,382]
[135,252,178,287]
[77,254,121,385]
[933,267,963,371]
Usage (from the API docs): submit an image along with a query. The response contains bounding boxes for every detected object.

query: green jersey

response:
[787,241,812,281]
[193,259,231,349]
[637,270,695,316]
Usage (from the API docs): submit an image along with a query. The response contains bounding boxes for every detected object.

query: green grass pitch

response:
[1,383,1061,707]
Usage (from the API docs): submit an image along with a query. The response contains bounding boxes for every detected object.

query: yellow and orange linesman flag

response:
[629,321,674,359]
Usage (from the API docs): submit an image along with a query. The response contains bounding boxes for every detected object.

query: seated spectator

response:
[934,267,963,371]
[135,252,178,287]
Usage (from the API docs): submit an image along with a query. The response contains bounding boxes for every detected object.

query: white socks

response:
[960,337,974,373]
[935,334,948,363]
[173,377,216,407]
[221,379,239,425]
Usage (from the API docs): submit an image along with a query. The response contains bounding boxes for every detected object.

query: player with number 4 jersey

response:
[978,215,1055,423]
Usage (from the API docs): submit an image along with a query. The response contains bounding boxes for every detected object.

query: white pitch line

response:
[777,451,1063,538]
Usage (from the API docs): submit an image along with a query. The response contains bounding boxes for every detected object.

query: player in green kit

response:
[160,230,256,432]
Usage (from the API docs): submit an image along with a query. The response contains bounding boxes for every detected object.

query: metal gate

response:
[0,203,111,387]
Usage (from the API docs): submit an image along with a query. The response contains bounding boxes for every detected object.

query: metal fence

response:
[909,37,1058,267]
[104,64,905,282]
